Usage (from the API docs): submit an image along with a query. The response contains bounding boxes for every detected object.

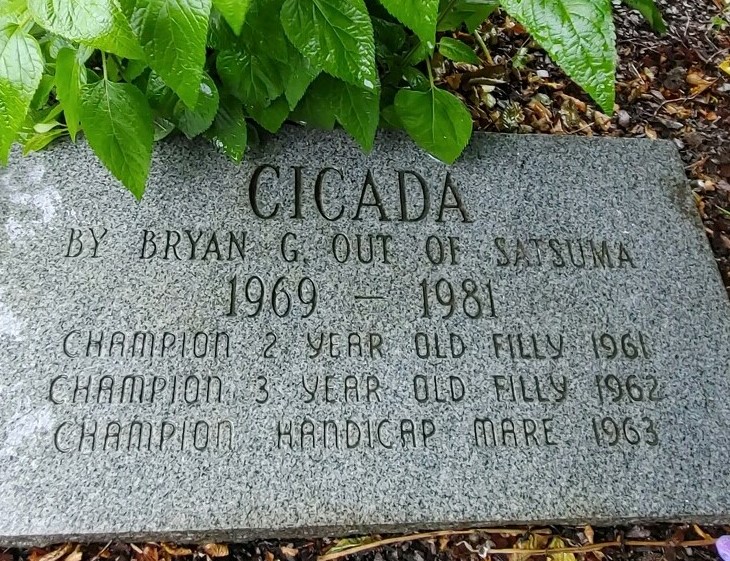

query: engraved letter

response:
[249,164,280,219]
[65,228,83,257]
[398,170,429,222]
[353,170,389,221]
[437,173,471,222]
[315,167,345,221]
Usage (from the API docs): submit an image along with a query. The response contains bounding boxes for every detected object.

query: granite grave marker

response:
[0,129,729,544]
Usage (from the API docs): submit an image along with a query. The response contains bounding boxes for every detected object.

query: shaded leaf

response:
[55,46,86,141]
[30,73,54,109]
[622,0,666,34]
[283,52,319,109]
[437,0,499,32]
[216,0,295,108]
[80,79,153,198]
[439,37,481,65]
[173,71,219,138]
[394,86,472,163]
[205,94,247,162]
[290,82,336,130]
[247,96,290,133]
[217,48,282,107]
[320,74,380,151]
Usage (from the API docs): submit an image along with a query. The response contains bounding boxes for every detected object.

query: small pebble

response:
[617,110,631,128]
[536,69,549,78]
[717,535,730,561]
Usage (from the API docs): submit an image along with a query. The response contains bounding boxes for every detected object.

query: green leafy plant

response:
[0,0,666,198]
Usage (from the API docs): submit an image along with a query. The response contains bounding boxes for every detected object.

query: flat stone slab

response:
[0,129,729,544]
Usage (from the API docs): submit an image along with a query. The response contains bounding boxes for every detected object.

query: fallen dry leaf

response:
[65,546,83,561]
[325,537,377,555]
[161,544,193,557]
[584,525,595,544]
[279,547,298,558]
[438,536,450,551]
[202,544,229,558]
[547,537,576,561]
[134,545,159,561]
[686,72,712,87]
[717,58,730,76]
[511,532,550,561]
[37,544,74,561]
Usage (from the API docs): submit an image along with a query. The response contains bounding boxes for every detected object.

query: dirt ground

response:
[5,2,730,561]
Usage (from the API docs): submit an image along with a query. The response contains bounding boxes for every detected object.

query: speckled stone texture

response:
[0,128,729,545]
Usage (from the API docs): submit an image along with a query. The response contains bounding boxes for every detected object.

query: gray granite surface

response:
[0,128,729,544]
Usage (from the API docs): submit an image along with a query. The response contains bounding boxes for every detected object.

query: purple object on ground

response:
[717,536,730,561]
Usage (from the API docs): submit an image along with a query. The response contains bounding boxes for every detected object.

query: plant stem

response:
[402,0,459,65]
[101,51,108,81]
[473,30,494,65]
[426,58,435,87]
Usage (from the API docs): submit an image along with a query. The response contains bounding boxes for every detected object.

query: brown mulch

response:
[6,524,727,561]
[437,0,730,298]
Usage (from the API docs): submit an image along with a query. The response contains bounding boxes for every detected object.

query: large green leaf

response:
[283,50,319,109]
[173,71,219,138]
[123,0,211,107]
[622,0,666,34]
[0,0,28,24]
[290,81,336,130]
[394,87,472,164]
[437,0,499,32]
[500,0,616,113]
[27,0,143,59]
[217,48,283,107]
[0,24,43,164]
[216,0,299,108]
[205,94,247,162]
[439,37,481,65]
[80,80,153,198]
[379,0,438,46]
[247,96,290,133]
[23,127,67,155]
[55,47,86,141]
[212,0,252,34]
[320,75,379,151]
[280,0,376,90]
